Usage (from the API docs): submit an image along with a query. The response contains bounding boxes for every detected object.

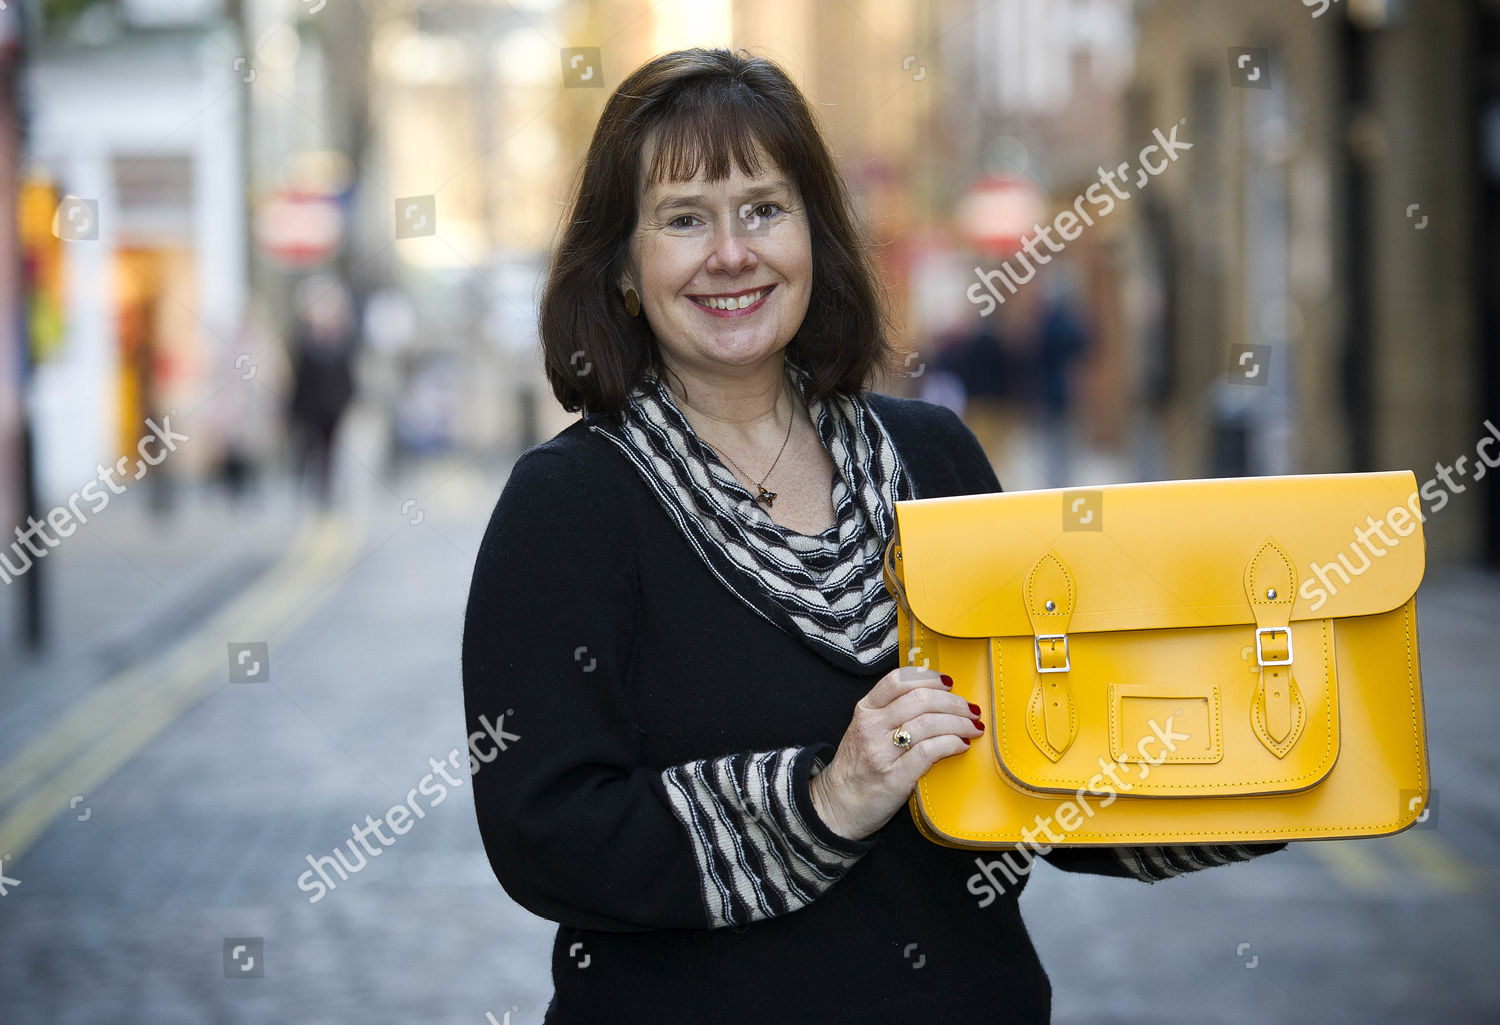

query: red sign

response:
[954,175,1047,259]
[253,190,343,269]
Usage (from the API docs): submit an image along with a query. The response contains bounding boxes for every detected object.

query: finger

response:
[861,665,949,711]
[883,685,982,730]
[894,710,984,751]
[900,734,974,778]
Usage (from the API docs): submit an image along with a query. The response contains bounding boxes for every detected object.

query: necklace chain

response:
[698,381,797,508]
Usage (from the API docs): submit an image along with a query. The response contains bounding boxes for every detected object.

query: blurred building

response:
[363,0,568,457]
[933,0,1140,483]
[1131,0,1494,565]
[1,4,26,648]
[735,0,945,352]
[1,4,25,591]
[21,0,248,501]
[360,0,1140,461]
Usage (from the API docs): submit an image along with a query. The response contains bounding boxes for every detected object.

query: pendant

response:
[756,486,777,507]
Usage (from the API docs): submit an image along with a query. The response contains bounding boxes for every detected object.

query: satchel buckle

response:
[1035,633,1070,674]
[1255,626,1293,666]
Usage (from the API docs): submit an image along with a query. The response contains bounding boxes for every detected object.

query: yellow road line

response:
[1304,839,1394,894]
[0,516,330,807]
[0,512,361,864]
[1386,830,1480,894]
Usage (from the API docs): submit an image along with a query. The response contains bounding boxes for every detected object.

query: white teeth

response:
[698,289,764,310]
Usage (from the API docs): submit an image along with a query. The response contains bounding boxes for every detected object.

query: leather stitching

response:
[1251,672,1305,758]
[1022,552,1076,755]
[915,549,1420,842]
[1401,600,1424,821]
[931,607,1408,839]
[1246,537,1312,758]
[1025,551,1075,621]
[990,636,1008,771]
[1249,539,1296,610]
[1026,678,1061,761]
[1107,682,1224,764]
[993,624,1335,791]
[1062,671,1077,753]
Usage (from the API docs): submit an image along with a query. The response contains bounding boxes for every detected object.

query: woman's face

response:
[624,147,813,383]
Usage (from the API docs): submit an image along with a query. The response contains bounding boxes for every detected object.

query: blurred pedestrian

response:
[205,298,289,509]
[1035,270,1091,487]
[937,309,1016,475]
[287,274,356,507]
[916,328,968,418]
[463,48,1284,1025]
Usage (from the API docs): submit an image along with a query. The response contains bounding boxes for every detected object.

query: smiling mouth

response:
[688,285,775,311]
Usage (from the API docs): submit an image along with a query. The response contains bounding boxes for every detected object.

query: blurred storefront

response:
[1131,0,1492,565]
[21,0,246,502]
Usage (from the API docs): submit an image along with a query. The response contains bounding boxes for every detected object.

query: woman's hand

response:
[808,666,984,842]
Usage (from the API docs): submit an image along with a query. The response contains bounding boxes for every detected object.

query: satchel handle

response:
[882,532,913,621]
[883,532,934,669]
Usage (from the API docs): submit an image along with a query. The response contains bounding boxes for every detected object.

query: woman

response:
[462,47,1283,1023]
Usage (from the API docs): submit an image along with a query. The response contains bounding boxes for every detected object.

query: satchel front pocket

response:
[987,621,1338,799]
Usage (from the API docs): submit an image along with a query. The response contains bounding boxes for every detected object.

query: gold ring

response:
[892,726,912,750]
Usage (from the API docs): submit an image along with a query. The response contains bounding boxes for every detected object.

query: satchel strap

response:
[1244,537,1307,758]
[1023,550,1078,759]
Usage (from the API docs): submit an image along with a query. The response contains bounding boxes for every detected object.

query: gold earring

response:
[624,287,641,317]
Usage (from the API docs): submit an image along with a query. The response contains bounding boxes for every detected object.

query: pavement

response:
[0,452,1497,1024]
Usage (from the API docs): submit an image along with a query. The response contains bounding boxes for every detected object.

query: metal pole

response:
[3,4,43,647]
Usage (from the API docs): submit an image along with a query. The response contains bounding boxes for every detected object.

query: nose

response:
[705,221,758,276]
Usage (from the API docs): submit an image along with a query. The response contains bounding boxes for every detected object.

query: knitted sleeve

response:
[462,445,871,933]
[660,746,875,928]
[1041,843,1288,883]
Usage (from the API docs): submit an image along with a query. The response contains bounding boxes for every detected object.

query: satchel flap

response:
[894,471,1423,639]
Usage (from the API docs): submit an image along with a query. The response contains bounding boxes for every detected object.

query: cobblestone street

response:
[1,461,1496,1024]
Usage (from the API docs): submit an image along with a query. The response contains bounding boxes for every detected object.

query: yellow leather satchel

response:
[882,470,1429,848]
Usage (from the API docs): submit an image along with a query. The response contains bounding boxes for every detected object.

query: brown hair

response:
[539,47,896,420]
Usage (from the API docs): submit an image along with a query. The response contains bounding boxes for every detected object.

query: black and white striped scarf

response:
[584,355,913,673]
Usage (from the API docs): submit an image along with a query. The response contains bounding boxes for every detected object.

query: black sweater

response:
[462,392,1281,1024]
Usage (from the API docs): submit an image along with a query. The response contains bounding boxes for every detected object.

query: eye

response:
[750,202,783,219]
[668,214,701,229]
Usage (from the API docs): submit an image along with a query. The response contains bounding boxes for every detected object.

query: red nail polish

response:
[940,675,953,687]
[962,737,971,746]
[974,720,985,732]
[967,702,981,716]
